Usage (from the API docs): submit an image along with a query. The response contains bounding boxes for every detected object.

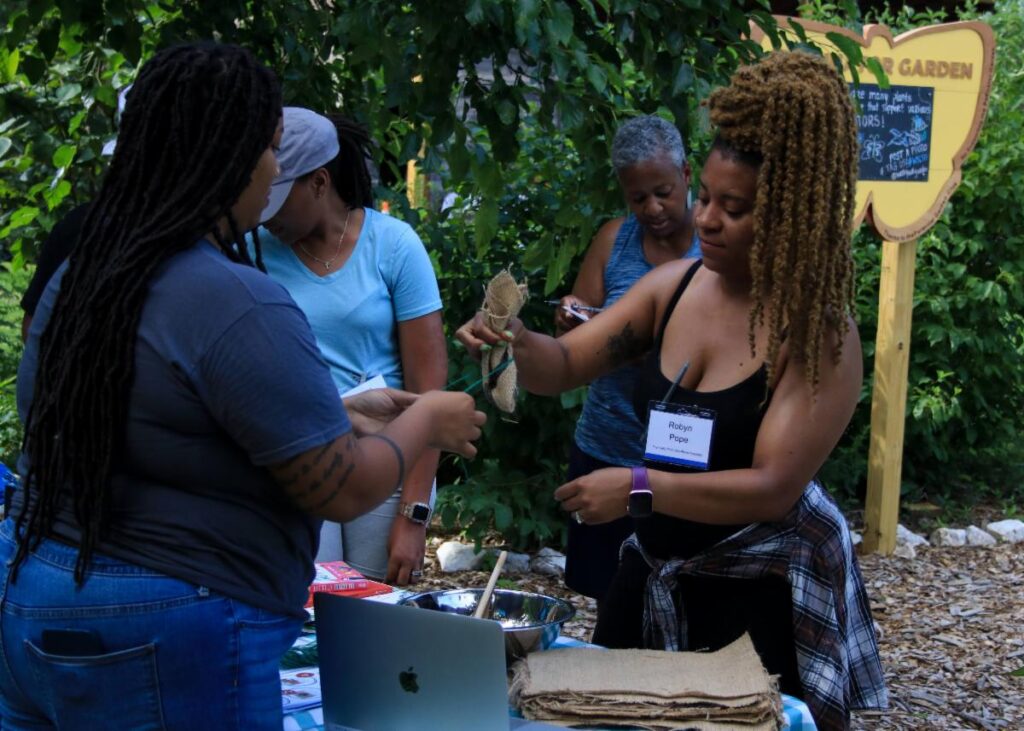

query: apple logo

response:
[398,666,419,694]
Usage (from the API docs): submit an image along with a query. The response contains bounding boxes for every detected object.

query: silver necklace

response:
[298,209,352,272]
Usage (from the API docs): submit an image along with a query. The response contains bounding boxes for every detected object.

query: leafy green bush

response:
[0,263,31,467]
[7,0,1019,549]
[817,1,1024,514]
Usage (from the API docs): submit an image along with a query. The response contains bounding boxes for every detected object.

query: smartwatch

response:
[628,467,653,518]
[399,501,432,525]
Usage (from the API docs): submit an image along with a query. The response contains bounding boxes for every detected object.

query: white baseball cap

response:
[260,107,340,223]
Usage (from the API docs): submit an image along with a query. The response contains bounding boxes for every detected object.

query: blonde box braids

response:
[707,52,859,391]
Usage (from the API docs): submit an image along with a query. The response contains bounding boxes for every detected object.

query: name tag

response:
[644,401,715,470]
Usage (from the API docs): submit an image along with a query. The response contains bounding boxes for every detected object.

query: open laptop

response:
[315,593,560,731]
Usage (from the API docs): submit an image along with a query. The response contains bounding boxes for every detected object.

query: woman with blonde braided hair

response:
[458,52,886,728]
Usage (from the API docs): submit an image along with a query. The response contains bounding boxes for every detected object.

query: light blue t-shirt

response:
[256,208,442,392]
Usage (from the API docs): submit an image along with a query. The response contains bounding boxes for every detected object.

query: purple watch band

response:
[630,466,650,495]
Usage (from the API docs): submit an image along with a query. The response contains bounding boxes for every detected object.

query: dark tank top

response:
[631,260,774,559]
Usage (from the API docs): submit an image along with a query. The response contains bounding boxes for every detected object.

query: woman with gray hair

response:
[555,114,699,605]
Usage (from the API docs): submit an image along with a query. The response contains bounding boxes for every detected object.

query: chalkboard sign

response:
[851,83,934,182]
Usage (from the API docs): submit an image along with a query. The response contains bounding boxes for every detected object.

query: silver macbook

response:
[315,593,558,731]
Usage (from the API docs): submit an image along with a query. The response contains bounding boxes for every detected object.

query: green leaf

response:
[2,49,18,82]
[586,63,606,94]
[55,83,83,104]
[554,205,578,227]
[474,199,499,254]
[58,0,80,24]
[38,22,62,61]
[1011,666,1024,677]
[826,31,863,68]
[52,144,76,168]
[43,179,71,211]
[548,1,574,45]
[493,503,513,530]
[788,19,808,44]
[19,55,46,84]
[447,143,470,182]
[557,97,583,130]
[496,99,516,126]
[122,20,143,65]
[465,0,485,25]
[671,63,694,95]
[27,0,49,24]
[522,232,553,270]
[863,57,889,88]
[68,110,87,135]
[474,158,504,198]
[94,84,117,108]
[0,138,11,160]
[8,207,39,229]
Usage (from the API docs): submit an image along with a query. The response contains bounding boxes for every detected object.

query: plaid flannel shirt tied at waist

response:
[621,480,888,731]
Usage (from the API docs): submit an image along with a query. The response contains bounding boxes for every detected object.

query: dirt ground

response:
[417,538,1023,730]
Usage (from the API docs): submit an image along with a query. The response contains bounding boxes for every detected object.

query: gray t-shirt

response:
[15,241,350,617]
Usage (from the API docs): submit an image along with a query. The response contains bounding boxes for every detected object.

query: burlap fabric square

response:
[509,633,783,730]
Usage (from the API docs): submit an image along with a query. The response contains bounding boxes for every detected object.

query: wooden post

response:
[406,159,422,208]
[863,238,918,554]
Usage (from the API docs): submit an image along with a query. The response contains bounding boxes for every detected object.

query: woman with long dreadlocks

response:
[257,107,446,588]
[457,52,887,728]
[0,42,484,730]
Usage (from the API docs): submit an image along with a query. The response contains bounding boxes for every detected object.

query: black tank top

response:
[631,260,774,559]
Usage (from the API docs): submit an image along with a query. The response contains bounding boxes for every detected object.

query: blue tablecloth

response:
[282,624,817,730]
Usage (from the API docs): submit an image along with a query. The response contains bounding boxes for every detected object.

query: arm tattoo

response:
[603,321,647,368]
[275,436,356,512]
[364,433,405,492]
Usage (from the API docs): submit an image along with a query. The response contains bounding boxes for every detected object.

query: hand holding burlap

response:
[479,270,528,413]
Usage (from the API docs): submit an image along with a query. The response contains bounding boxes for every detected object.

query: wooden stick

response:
[473,550,508,620]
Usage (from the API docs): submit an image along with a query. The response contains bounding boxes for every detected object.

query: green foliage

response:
[6,0,1015,549]
[815,1,1024,513]
[0,264,31,467]
[1,0,784,548]
[0,1,176,264]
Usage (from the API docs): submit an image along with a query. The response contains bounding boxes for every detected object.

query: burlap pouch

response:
[479,270,528,413]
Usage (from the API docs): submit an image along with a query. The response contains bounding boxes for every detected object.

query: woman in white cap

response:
[257,107,445,587]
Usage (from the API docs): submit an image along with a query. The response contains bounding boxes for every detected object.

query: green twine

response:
[445,356,513,395]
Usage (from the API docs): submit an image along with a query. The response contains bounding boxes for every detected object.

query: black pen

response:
[544,300,604,313]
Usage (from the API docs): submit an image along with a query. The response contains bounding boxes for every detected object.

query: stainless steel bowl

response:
[400,588,575,664]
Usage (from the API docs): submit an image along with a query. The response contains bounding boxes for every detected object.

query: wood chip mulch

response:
[414,539,1024,730]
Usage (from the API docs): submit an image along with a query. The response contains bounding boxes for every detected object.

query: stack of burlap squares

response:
[509,634,783,730]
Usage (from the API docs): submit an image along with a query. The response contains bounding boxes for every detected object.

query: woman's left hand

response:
[386,517,427,586]
[342,388,418,436]
[554,467,632,525]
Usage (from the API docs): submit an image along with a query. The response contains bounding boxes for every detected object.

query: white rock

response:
[930,527,967,547]
[850,531,863,547]
[530,547,566,577]
[966,525,997,547]
[986,519,1024,544]
[893,543,917,560]
[502,552,531,575]
[896,524,929,547]
[436,541,484,572]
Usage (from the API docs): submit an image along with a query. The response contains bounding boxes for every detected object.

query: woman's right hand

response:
[554,295,593,333]
[453,312,523,360]
[416,390,487,458]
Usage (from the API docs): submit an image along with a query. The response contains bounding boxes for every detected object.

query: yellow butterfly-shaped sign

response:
[751,19,995,242]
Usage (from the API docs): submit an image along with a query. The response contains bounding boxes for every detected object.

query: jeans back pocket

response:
[25,639,166,730]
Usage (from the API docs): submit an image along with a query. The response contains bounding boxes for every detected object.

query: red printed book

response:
[305,561,392,607]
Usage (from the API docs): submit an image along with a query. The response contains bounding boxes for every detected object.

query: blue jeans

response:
[0,519,302,730]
